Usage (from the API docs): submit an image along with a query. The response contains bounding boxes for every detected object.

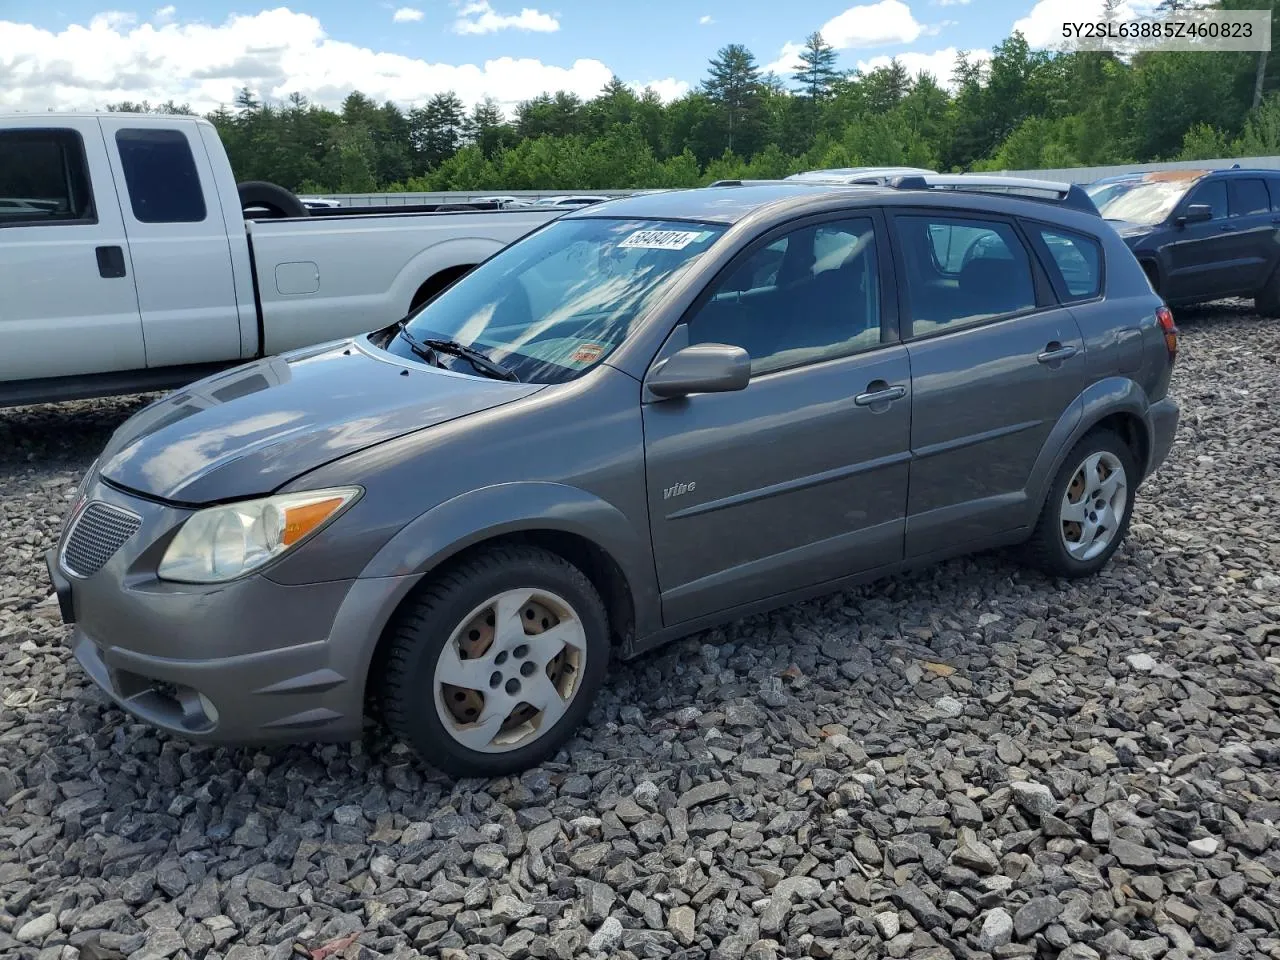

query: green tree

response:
[702,43,764,153]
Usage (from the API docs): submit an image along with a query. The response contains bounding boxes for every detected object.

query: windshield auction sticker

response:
[618,229,705,251]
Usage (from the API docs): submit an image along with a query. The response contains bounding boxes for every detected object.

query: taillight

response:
[1156,305,1178,359]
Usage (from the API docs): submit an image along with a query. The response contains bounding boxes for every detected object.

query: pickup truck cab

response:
[0,113,561,406]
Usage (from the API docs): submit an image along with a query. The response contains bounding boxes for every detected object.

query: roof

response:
[564,182,869,225]
[0,111,208,124]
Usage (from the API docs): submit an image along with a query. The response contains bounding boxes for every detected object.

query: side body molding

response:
[359,481,663,641]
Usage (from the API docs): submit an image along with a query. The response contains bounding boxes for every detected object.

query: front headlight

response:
[157,487,361,583]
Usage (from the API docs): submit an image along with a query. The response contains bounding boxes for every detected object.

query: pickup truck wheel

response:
[1024,430,1137,579]
[237,180,309,219]
[378,545,609,777]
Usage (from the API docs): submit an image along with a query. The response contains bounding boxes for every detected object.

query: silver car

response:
[47,178,1180,776]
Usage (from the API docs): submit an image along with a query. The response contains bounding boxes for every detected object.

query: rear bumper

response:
[1146,396,1180,478]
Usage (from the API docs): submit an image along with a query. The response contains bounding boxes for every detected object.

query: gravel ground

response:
[1,304,1279,960]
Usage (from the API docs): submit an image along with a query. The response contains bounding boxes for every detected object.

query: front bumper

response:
[45,479,414,744]
[1146,396,1180,478]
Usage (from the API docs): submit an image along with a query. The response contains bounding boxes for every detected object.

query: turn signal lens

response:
[1156,305,1178,359]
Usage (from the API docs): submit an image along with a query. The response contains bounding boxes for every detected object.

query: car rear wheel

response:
[1255,264,1280,316]
[1024,430,1137,578]
[378,545,609,777]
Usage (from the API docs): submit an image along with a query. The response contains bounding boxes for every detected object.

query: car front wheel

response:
[378,545,610,777]
[1026,429,1137,578]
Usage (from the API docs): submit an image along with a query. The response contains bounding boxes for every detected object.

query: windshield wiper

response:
[421,337,521,382]
[393,321,520,382]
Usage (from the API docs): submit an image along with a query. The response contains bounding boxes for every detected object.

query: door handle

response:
[1219,223,1238,232]
[1037,343,1078,365]
[96,246,127,279]
[853,382,907,407]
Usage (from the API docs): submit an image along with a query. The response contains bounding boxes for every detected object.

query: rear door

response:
[643,212,912,625]
[890,209,1088,556]
[1224,177,1277,292]
[0,119,144,386]
[97,117,242,369]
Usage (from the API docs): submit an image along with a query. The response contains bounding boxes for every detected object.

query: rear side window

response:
[115,128,206,223]
[1187,180,1227,219]
[1228,178,1270,217]
[896,215,1036,336]
[1036,227,1102,300]
[0,129,95,226]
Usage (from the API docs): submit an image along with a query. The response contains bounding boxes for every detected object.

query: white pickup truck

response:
[0,112,563,406]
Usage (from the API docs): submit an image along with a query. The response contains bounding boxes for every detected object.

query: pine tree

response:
[702,44,763,152]
[794,32,840,102]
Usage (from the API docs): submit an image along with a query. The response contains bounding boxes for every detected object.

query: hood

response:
[98,339,546,504]
[1105,219,1153,244]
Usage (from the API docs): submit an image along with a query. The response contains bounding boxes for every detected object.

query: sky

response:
[0,0,1138,115]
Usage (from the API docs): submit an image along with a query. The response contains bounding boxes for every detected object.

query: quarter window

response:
[686,218,882,375]
[115,128,207,223]
[0,129,95,226]
[1228,178,1270,217]
[897,215,1036,336]
[1037,227,1102,300]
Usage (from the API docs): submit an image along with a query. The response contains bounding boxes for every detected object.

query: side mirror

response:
[646,343,751,399]
[1177,203,1213,226]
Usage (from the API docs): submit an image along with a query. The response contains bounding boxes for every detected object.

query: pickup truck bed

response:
[0,113,562,407]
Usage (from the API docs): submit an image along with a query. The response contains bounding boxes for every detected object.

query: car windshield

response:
[383,217,726,383]
[1095,180,1191,225]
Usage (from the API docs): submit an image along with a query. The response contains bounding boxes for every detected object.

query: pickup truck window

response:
[114,128,207,224]
[390,217,726,384]
[0,129,95,227]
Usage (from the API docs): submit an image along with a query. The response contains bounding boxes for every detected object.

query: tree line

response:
[109,0,1280,194]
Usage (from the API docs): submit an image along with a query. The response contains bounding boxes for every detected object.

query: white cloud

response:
[392,7,424,22]
[856,47,991,89]
[154,5,176,21]
[1012,0,1159,48]
[629,78,690,102]
[453,1,559,35]
[821,0,925,49]
[766,0,927,80]
[763,41,806,77]
[937,0,970,6]
[699,14,714,24]
[0,8,623,116]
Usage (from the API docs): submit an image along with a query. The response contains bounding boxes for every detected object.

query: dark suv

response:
[47,175,1181,776]
[1093,167,1280,312]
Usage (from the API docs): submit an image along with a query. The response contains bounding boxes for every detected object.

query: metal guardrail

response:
[310,156,1280,205]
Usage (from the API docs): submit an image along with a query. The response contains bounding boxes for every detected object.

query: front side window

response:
[1037,227,1102,300]
[685,217,882,375]
[115,128,207,223]
[388,218,726,384]
[0,129,95,226]
[897,215,1036,336]
[1186,180,1227,220]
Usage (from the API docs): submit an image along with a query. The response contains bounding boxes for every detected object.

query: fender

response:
[359,481,662,638]
[1024,377,1152,520]
[388,236,505,313]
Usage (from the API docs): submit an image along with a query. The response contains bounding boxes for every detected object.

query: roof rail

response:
[887,174,1101,215]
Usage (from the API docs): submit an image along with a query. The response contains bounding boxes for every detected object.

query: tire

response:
[1024,429,1138,579]
[237,180,309,219]
[1255,264,1280,316]
[378,545,610,777]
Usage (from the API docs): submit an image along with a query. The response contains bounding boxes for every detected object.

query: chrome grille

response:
[61,501,142,578]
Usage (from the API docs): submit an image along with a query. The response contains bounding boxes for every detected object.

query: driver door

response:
[642,212,912,626]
